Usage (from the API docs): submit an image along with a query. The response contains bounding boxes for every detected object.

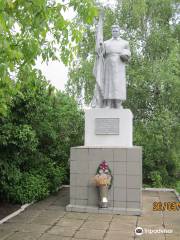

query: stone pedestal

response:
[66,146,142,215]
[85,108,133,147]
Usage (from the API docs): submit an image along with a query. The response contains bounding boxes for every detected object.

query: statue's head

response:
[111,25,120,39]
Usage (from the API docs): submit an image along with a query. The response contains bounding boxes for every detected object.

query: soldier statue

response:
[91,13,131,108]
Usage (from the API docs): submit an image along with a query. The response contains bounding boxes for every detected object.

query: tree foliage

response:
[0,0,98,203]
[0,0,98,116]
[0,73,84,203]
[66,0,180,189]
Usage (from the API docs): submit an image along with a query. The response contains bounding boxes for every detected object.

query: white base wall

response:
[85,108,133,147]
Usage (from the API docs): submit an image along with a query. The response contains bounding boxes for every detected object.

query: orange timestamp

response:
[153,201,180,211]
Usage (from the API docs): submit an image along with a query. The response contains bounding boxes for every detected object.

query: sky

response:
[36,0,117,91]
[36,59,68,91]
[35,3,75,91]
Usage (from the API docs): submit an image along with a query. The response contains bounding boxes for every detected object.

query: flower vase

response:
[98,185,109,208]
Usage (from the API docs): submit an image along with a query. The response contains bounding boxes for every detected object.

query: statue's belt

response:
[106,53,121,57]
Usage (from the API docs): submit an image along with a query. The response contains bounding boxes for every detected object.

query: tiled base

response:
[67,146,142,216]
[66,204,142,215]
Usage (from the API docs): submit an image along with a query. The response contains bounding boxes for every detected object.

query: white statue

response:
[91,13,131,108]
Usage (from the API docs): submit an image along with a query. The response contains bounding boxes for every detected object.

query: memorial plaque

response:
[95,118,120,135]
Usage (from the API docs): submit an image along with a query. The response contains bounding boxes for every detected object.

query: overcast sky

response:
[36,0,116,91]
[36,59,68,91]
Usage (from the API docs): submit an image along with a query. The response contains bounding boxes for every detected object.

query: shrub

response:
[0,73,84,203]
[7,173,49,204]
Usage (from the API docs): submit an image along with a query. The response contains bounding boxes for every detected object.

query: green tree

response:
[0,72,84,203]
[0,0,98,116]
[66,0,180,189]
[0,0,98,203]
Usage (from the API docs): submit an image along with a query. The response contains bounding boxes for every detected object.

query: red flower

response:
[99,161,109,172]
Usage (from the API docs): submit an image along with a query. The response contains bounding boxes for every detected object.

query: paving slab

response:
[40,234,71,240]
[137,214,164,225]
[163,224,180,237]
[56,219,84,228]
[164,216,180,226]
[27,202,52,211]
[165,233,180,240]
[104,230,134,240]
[111,215,137,225]
[109,222,135,231]
[5,231,41,240]
[143,190,159,197]
[44,206,66,211]
[0,229,14,240]
[40,209,66,218]
[87,213,113,222]
[47,226,77,237]
[135,234,165,239]
[72,238,96,240]
[0,188,179,240]
[30,215,60,225]
[0,222,21,232]
[74,229,105,239]
[7,209,42,223]
[7,223,50,234]
[80,220,109,230]
[63,212,89,220]
[31,210,65,225]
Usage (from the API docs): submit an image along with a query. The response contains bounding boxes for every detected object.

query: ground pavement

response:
[0,188,179,240]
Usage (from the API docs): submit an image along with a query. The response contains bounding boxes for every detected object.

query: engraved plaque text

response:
[95,118,120,135]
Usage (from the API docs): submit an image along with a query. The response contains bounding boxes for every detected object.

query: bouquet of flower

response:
[93,161,113,189]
